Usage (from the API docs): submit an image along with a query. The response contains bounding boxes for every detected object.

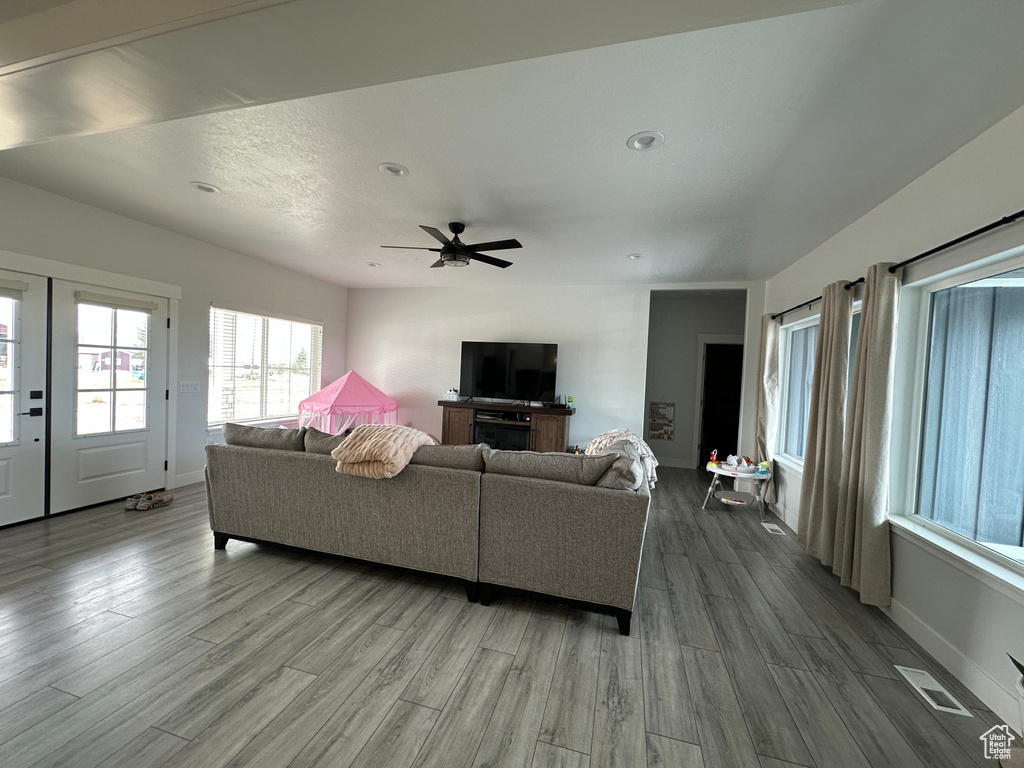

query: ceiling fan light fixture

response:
[378,162,409,177]
[189,181,221,194]
[626,131,664,151]
[447,255,470,267]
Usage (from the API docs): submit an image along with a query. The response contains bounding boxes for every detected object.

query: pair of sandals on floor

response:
[124,492,173,510]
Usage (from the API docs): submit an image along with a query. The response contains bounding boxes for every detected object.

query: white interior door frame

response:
[692,333,745,467]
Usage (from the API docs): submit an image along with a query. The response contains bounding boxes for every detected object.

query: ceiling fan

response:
[381,222,521,268]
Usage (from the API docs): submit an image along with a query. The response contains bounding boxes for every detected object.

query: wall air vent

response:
[894,666,973,716]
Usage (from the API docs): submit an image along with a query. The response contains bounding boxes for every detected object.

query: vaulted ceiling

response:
[2,0,1023,288]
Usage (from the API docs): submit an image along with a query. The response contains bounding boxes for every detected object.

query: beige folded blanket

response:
[331,424,437,479]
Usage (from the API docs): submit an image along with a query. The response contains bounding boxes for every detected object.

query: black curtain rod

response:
[887,207,1024,273]
[771,207,1024,320]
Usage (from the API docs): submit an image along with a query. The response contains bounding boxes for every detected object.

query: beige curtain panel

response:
[834,263,901,607]
[797,280,853,564]
[753,313,780,503]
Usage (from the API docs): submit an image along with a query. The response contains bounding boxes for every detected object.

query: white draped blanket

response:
[585,429,658,489]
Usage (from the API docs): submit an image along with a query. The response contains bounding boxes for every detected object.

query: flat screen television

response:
[460,341,557,403]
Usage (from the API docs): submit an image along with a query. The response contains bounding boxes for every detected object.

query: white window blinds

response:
[208,307,322,425]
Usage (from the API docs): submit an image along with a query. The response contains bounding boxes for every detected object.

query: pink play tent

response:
[298,370,398,434]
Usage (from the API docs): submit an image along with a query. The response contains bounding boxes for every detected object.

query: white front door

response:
[49,280,168,513]
[0,270,48,526]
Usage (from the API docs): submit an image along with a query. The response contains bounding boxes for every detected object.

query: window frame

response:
[893,247,1024,578]
[207,307,323,427]
[0,295,21,447]
[776,314,820,466]
[73,303,152,437]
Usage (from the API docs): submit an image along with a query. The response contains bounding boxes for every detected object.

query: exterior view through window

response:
[0,297,17,444]
[75,303,149,435]
[781,323,818,460]
[208,308,322,425]
[917,266,1024,563]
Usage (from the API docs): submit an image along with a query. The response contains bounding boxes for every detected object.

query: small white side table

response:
[701,463,772,520]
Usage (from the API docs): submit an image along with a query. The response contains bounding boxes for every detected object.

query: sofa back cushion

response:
[304,426,348,455]
[410,443,487,472]
[483,449,616,486]
[594,440,645,491]
[223,423,306,451]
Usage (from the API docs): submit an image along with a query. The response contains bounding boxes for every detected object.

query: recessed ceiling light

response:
[189,181,221,194]
[366,262,382,268]
[378,162,409,177]
[626,132,664,151]
[627,253,644,260]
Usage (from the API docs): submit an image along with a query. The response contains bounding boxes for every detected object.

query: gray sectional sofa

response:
[204,425,651,633]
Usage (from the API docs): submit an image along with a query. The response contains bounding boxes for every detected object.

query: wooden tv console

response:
[438,401,575,453]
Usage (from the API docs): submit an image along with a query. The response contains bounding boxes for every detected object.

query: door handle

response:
[19,408,43,417]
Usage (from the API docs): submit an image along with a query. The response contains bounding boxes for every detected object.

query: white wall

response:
[644,291,747,468]
[344,285,651,447]
[762,102,1024,725]
[0,177,349,485]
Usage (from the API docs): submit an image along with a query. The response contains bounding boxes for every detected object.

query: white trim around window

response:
[776,314,819,464]
[890,246,1024,584]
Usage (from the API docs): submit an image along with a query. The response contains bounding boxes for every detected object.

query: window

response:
[781,322,818,460]
[208,308,322,425]
[916,266,1024,562]
[0,296,17,444]
[779,311,860,462]
[75,303,149,435]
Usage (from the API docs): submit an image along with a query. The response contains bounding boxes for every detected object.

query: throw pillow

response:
[223,423,306,451]
[331,424,436,479]
[482,449,616,486]
[304,426,348,455]
[410,443,487,472]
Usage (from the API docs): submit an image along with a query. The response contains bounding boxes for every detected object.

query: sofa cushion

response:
[595,440,645,491]
[304,426,348,455]
[483,449,616,486]
[223,423,306,451]
[410,443,487,472]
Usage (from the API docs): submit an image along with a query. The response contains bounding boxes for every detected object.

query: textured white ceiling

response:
[1,0,1024,289]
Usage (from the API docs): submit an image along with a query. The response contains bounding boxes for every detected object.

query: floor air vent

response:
[761,522,786,535]
[894,666,973,716]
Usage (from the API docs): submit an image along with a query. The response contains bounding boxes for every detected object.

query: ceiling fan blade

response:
[463,238,522,252]
[469,252,513,269]
[420,226,452,245]
[380,246,442,251]
[429,259,446,268]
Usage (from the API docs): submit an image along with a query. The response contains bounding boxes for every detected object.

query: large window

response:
[208,308,322,425]
[916,266,1024,562]
[780,322,818,460]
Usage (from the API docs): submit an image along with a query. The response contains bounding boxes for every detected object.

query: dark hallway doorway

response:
[697,343,744,464]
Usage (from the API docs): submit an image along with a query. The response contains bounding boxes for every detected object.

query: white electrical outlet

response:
[179,381,201,393]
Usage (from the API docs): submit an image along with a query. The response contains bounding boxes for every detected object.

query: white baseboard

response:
[777,503,799,530]
[886,598,1019,727]
[170,470,205,489]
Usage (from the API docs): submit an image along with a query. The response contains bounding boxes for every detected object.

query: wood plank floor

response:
[0,468,1010,767]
